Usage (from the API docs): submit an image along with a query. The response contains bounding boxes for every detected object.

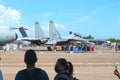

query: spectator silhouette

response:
[54,58,79,80]
[15,49,49,80]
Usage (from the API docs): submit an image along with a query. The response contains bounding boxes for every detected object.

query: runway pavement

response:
[0,47,120,80]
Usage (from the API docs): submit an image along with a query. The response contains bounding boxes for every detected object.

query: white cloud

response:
[0,4,21,27]
[54,23,67,30]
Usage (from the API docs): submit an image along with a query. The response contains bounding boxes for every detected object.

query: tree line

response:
[83,35,120,43]
[106,38,120,43]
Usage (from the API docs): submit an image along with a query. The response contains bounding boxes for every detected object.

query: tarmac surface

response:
[0,46,120,80]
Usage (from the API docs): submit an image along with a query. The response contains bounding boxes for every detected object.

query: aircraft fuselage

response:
[0,29,18,45]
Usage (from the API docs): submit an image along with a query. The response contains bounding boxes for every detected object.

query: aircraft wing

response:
[21,38,39,41]
[21,38,49,46]
[46,39,67,45]
[46,36,87,45]
[46,39,58,44]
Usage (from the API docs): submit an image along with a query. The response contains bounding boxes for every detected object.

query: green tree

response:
[83,35,94,39]
[116,39,120,43]
[106,38,116,42]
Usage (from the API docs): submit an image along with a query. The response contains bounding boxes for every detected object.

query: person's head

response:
[24,49,37,66]
[54,58,73,75]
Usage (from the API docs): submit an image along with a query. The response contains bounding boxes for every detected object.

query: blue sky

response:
[0,0,120,39]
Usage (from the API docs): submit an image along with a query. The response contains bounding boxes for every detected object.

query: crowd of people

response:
[101,42,120,51]
[64,43,94,53]
[115,43,120,51]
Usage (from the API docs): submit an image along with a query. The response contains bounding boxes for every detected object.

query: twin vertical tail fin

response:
[35,22,46,39]
[49,20,61,40]
[19,21,60,41]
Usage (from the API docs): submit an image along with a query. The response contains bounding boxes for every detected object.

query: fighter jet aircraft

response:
[46,20,88,51]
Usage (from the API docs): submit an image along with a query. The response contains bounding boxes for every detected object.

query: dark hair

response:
[24,49,37,65]
[67,62,73,75]
[57,58,73,75]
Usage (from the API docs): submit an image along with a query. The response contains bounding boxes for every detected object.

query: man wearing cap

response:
[15,49,49,80]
